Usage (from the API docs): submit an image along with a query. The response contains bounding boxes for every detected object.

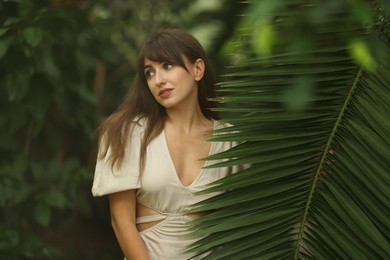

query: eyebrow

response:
[143,64,153,70]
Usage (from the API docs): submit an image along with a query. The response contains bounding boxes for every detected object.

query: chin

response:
[158,97,180,107]
[158,101,176,109]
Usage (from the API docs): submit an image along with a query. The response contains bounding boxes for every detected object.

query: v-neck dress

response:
[92,119,241,260]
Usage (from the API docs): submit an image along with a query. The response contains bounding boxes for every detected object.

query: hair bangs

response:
[141,34,188,70]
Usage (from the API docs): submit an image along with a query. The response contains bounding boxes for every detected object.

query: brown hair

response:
[98,28,219,172]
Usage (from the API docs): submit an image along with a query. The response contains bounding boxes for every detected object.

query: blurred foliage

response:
[0,0,244,258]
[189,0,390,259]
[222,0,390,110]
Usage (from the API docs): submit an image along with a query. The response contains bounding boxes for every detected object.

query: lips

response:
[158,88,174,98]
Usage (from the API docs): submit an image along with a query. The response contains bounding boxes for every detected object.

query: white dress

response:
[92,119,240,259]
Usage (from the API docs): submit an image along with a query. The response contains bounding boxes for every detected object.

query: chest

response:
[137,128,234,212]
[164,132,212,187]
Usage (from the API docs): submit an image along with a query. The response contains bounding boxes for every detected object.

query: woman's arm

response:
[109,189,149,260]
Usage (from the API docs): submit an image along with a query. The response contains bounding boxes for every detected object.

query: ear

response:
[193,58,205,82]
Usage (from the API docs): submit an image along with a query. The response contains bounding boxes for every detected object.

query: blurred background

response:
[0,0,246,259]
[1,0,389,259]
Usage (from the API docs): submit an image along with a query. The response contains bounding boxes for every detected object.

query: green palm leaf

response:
[188,1,390,259]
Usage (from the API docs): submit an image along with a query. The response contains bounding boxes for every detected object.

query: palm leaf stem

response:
[293,66,364,259]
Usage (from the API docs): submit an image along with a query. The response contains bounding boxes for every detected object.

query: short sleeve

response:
[91,121,144,197]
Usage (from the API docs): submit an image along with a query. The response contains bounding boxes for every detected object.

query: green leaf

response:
[349,39,377,72]
[3,17,21,26]
[23,27,43,48]
[5,70,31,102]
[0,27,9,37]
[252,22,276,56]
[0,37,14,60]
[34,204,50,226]
[43,190,67,209]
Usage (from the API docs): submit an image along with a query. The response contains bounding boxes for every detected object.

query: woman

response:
[92,28,240,259]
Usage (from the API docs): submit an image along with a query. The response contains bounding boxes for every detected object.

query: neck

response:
[165,105,211,134]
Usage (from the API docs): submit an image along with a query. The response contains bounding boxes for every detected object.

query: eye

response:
[144,69,155,79]
[163,63,173,70]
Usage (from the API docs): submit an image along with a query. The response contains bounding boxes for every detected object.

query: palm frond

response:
[188,2,390,259]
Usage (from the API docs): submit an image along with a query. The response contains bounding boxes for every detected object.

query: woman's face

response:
[143,57,204,110]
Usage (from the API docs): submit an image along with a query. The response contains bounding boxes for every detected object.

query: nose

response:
[154,70,166,86]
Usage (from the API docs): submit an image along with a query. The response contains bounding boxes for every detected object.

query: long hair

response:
[98,28,219,171]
